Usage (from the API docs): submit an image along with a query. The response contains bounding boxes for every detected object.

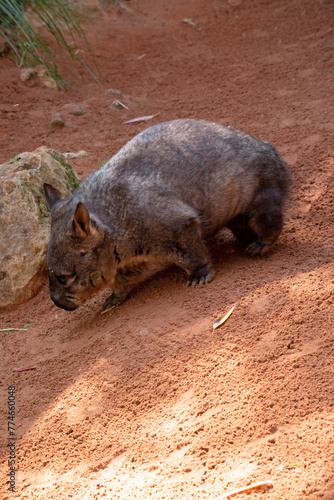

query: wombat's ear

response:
[73,202,91,238]
[44,183,62,211]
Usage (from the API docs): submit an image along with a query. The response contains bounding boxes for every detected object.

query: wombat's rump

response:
[44,119,289,311]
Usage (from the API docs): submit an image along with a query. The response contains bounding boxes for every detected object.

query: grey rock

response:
[50,113,65,128]
[20,68,38,83]
[63,150,89,159]
[20,67,58,90]
[0,147,81,308]
[63,103,86,116]
[38,69,58,90]
[106,88,123,97]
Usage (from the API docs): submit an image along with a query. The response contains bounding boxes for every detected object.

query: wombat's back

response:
[86,119,289,234]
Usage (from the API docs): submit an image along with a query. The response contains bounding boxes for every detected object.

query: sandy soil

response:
[1,0,334,498]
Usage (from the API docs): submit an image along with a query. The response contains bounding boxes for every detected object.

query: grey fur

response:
[44,119,289,311]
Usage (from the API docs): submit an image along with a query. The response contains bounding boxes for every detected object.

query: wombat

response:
[44,119,289,312]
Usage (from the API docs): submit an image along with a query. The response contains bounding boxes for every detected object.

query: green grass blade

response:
[0,0,100,82]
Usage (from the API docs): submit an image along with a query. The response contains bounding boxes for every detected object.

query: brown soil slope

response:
[1,0,334,499]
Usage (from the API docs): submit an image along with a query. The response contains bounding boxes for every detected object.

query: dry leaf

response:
[113,100,129,110]
[100,306,115,315]
[223,480,274,498]
[213,302,237,330]
[123,114,158,124]
[13,366,36,372]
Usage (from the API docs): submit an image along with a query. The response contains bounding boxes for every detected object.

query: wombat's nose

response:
[51,294,78,311]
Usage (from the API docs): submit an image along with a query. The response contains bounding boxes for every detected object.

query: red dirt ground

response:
[1,0,334,498]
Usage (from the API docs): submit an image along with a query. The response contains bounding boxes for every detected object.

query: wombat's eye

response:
[56,273,75,285]
[56,275,69,285]
[80,251,87,257]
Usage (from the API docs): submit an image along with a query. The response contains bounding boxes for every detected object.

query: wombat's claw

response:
[101,292,126,314]
[187,268,213,288]
[246,241,271,256]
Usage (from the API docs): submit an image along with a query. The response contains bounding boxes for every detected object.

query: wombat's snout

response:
[50,293,78,311]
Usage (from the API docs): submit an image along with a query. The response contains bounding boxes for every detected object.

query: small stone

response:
[20,68,38,83]
[106,88,123,97]
[38,69,58,90]
[63,150,89,159]
[183,18,197,28]
[50,113,65,128]
[63,103,86,116]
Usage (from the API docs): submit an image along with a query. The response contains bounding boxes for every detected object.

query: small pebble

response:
[63,103,86,116]
[38,69,58,90]
[106,88,123,97]
[20,68,38,83]
[50,113,65,128]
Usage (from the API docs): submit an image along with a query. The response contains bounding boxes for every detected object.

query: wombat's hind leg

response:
[227,214,258,247]
[228,193,284,256]
[246,191,284,256]
[245,212,282,256]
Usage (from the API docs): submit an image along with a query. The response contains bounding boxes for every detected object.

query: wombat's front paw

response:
[101,291,128,314]
[187,265,213,288]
